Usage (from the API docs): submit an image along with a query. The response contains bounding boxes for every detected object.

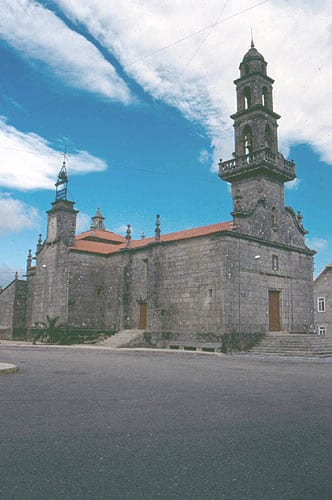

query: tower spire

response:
[55,151,69,201]
[251,28,255,48]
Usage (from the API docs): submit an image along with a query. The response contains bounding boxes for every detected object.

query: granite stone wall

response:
[0,279,27,338]
[27,240,71,328]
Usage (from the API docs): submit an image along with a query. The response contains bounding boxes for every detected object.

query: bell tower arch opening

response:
[243,125,253,159]
[244,86,252,109]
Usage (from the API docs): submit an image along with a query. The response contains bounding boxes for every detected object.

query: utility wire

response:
[126,0,270,68]
[184,0,232,69]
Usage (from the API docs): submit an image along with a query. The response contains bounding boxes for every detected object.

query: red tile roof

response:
[77,229,126,244]
[71,221,234,255]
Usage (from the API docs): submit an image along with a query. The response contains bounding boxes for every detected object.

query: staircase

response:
[99,329,145,348]
[249,333,332,357]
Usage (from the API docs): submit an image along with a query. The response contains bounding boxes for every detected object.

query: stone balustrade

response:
[219,148,295,179]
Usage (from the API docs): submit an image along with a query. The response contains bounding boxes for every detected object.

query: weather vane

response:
[55,146,70,201]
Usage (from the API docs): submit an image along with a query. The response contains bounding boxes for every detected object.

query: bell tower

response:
[219,43,300,243]
[47,160,78,246]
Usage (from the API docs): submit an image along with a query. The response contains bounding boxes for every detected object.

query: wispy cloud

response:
[0,117,107,190]
[115,224,130,235]
[0,0,132,104]
[285,178,301,191]
[0,265,24,287]
[76,212,91,233]
[199,149,211,164]
[306,237,328,252]
[55,0,332,167]
[0,193,40,235]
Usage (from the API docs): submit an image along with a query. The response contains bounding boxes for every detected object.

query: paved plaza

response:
[0,345,331,499]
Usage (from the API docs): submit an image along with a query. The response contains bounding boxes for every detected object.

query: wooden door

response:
[139,303,147,329]
[269,291,281,331]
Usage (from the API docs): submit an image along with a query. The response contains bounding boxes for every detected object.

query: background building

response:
[314,265,332,337]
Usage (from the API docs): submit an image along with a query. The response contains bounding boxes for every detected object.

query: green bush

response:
[220,332,265,353]
[32,317,115,345]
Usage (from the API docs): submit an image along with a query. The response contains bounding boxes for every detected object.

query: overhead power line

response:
[126,0,270,67]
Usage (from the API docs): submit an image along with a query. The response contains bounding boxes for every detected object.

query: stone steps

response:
[249,334,332,357]
[99,329,145,348]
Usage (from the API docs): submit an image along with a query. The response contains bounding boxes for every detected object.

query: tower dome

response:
[240,42,267,76]
[242,42,265,62]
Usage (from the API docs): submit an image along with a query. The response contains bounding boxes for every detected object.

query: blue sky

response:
[0,0,331,286]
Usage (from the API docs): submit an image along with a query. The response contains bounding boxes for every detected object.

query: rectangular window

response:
[272,255,279,271]
[318,326,327,336]
[317,297,326,312]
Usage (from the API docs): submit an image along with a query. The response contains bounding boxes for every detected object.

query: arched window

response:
[244,64,249,75]
[243,125,253,159]
[244,87,251,109]
[265,124,273,151]
[262,87,268,107]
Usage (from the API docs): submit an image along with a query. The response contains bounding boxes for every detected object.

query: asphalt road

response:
[0,346,331,500]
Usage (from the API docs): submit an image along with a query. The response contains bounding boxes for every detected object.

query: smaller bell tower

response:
[47,160,78,246]
[90,208,106,231]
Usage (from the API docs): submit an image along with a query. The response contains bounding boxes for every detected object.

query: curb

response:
[0,363,18,374]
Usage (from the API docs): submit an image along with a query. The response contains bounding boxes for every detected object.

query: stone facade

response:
[0,45,316,341]
[0,278,27,338]
[314,265,332,337]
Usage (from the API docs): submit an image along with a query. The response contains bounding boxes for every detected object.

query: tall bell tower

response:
[219,43,305,245]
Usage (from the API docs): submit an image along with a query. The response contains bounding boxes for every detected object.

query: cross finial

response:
[61,144,70,165]
[55,152,69,201]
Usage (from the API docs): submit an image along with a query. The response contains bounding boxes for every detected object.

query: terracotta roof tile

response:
[71,221,234,255]
[77,229,126,244]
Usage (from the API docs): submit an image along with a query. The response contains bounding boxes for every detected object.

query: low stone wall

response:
[0,328,12,340]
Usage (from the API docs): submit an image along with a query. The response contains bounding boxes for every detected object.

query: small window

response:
[317,297,326,312]
[272,255,279,271]
[318,326,326,336]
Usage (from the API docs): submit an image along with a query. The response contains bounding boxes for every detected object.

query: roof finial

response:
[251,28,255,48]
[155,214,161,241]
[36,234,43,254]
[126,224,132,248]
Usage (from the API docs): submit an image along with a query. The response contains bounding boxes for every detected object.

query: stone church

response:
[0,44,315,342]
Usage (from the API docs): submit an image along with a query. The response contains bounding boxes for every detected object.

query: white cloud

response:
[76,212,90,233]
[54,0,332,166]
[199,149,210,164]
[306,237,328,251]
[0,193,40,235]
[285,178,301,191]
[116,224,131,235]
[0,0,132,104]
[0,117,107,190]
[0,266,24,287]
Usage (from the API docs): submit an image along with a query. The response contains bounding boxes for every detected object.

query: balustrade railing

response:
[219,148,295,178]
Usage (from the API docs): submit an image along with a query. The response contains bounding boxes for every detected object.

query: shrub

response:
[220,332,265,353]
